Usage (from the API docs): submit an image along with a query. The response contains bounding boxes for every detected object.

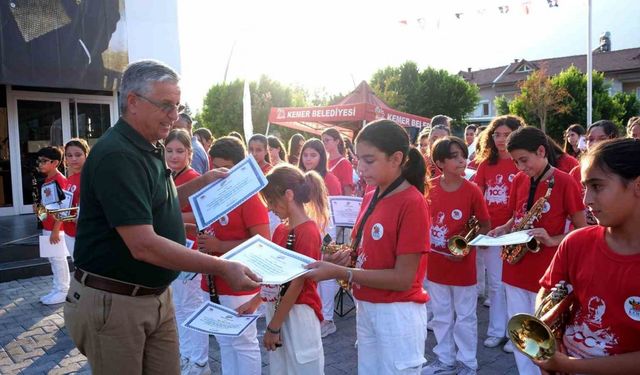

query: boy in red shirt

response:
[36,146,70,305]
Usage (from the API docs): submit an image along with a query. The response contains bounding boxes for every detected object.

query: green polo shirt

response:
[74,118,185,287]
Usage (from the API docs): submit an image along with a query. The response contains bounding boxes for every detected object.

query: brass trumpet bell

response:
[447,236,470,257]
[507,313,556,360]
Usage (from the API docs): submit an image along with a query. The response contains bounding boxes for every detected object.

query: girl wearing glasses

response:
[536,138,640,374]
[472,115,523,351]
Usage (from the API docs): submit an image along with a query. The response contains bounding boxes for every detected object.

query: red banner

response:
[269,104,365,123]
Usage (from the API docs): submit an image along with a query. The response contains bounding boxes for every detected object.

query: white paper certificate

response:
[221,235,315,285]
[464,168,477,181]
[39,235,69,258]
[468,230,534,247]
[329,196,363,227]
[189,156,268,230]
[183,301,260,336]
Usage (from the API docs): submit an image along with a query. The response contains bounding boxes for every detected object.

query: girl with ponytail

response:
[239,164,327,374]
[307,119,431,374]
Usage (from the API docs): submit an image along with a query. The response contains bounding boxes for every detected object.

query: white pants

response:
[265,303,324,375]
[216,294,261,375]
[42,230,70,294]
[357,300,427,375]
[481,246,508,338]
[427,282,478,369]
[171,276,209,365]
[505,284,541,375]
[64,234,75,261]
[476,251,486,296]
[318,280,340,322]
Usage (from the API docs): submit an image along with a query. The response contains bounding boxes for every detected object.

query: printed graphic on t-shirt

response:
[430,211,448,249]
[485,174,509,205]
[371,223,384,240]
[625,297,640,322]
[564,295,619,358]
[219,214,229,226]
[451,209,462,220]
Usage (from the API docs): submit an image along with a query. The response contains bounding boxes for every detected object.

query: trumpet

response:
[507,281,574,361]
[34,204,79,222]
[447,216,480,257]
[321,234,356,289]
[501,177,555,265]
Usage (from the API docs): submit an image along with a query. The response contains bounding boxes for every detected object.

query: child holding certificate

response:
[307,119,431,375]
[535,138,640,374]
[239,164,327,374]
[423,137,490,375]
[197,136,270,375]
[165,129,209,375]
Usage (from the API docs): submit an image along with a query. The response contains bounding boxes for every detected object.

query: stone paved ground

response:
[0,275,517,374]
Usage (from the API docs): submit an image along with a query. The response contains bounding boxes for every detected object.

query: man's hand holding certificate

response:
[189,156,268,230]
[221,235,315,285]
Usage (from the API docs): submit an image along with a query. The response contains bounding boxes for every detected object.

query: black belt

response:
[74,269,167,297]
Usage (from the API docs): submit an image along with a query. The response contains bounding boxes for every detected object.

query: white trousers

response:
[476,251,486,296]
[42,230,70,294]
[216,294,261,375]
[318,280,340,322]
[357,300,427,375]
[265,303,324,375]
[64,234,75,261]
[427,282,478,369]
[171,276,209,365]
[481,246,508,338]
[505,284,541,375]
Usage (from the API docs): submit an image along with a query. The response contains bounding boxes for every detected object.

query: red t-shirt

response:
[328,157,353,193]
[540,226,640,358]
[556,154,579,174]
[569,165,581,186]
[199,195,269,296]
[351,186,431,303]
[174,168,201,213]
[63,173,81,237]
[260,162,273,175]
[427,178,490,286]
[502,169,584,292]
[324,171,342,196]
[473,158,520,228]
[272,221,324,322]
[42,171,68,231]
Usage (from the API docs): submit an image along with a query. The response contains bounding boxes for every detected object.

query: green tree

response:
[494,95,511,116]
[370,61,420,111]
[612,91,640,127]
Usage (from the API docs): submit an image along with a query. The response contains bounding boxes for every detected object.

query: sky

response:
[177,0,640,112]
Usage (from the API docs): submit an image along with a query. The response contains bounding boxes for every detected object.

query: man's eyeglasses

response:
[136,94,185,114]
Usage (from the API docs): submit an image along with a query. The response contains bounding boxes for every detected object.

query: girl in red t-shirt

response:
[308,120,431,374]
[424,137,491,374]
[36,146,70,305]
[165,129,210,373]
[248,134,273,175]
[536,138,640,374]
[238,164,327,374]
[298,138,343,337]
[63,138,90,261]
[472,115,523,349]
[322,128,354,195]
[197,136,270,375]
[489,126,587,375]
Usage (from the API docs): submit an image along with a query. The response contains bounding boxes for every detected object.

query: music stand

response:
[333,226,355,317]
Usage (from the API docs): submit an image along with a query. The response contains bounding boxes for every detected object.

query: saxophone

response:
[501,177,555,265]
[321,234,356,289]
[507,281,574,361]
[31,169,48,222]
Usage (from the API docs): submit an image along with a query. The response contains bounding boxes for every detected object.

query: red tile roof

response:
[459,47,640,87]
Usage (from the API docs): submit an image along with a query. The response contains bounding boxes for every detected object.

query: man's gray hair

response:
[120,60,180,113]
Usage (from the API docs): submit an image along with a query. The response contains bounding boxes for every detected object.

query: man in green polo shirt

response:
[64,60,261,375]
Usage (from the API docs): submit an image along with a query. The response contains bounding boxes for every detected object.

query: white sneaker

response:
[483,298,491,307]
[483,336,504,348]
[421,359,457,375]
[187,362,211,375]
[320,320,337,338]
[41,291,67,305]
[456,363,477,375]
[39,290,56,303]
[503,340,514,353]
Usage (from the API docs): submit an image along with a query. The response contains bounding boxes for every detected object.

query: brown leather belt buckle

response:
[74,269,167,297]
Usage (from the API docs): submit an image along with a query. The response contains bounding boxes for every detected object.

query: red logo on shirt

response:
[44,187,52,197]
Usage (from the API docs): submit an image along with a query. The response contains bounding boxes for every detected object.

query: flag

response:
[243,80,253,143]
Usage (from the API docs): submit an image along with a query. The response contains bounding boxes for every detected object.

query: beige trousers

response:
[64,277,180,375]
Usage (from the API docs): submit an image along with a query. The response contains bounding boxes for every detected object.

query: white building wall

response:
[125,0,182,74]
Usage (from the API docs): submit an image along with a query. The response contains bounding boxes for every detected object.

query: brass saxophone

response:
[501,177,555,265]
[321,234,356,289]
[447,216,480,257]
[507,281,574,361]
